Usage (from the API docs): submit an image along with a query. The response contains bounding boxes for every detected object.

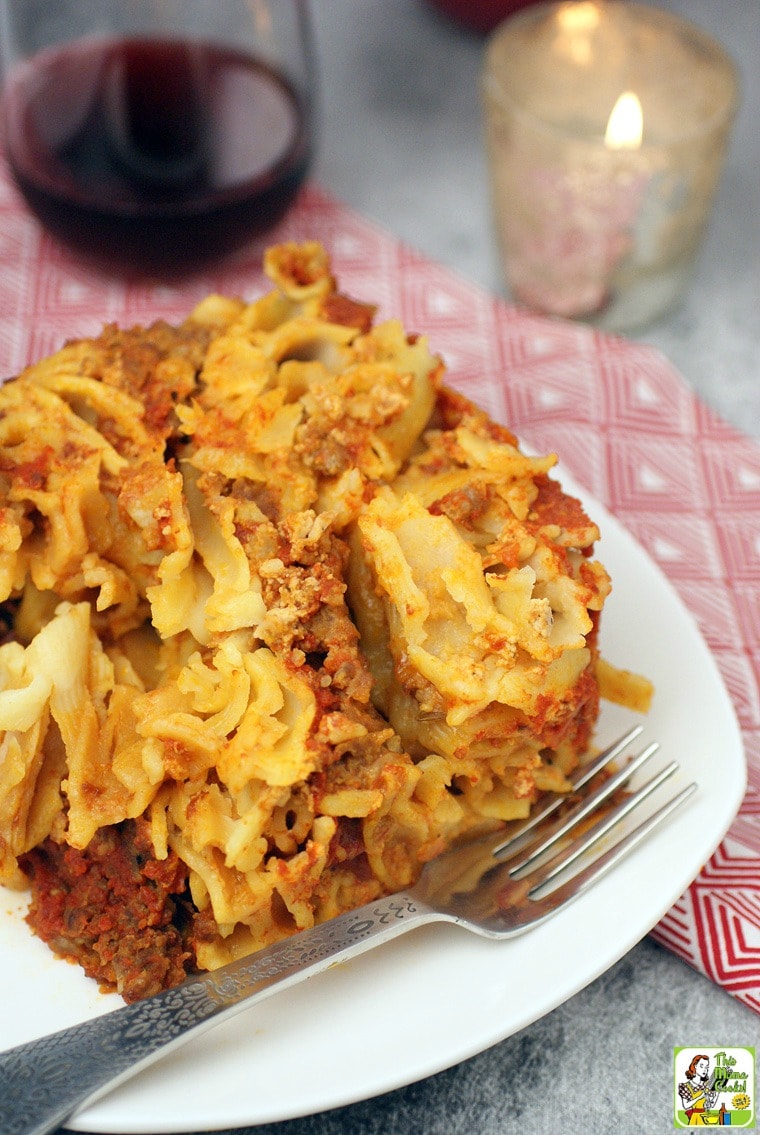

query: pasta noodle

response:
[0,241,651,1000]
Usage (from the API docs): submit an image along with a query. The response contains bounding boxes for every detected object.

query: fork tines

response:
[495,725,696,899]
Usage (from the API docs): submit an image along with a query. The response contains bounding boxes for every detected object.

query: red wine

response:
[2,37,313,275]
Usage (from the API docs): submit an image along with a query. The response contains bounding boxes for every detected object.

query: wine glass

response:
[0,0,317,276]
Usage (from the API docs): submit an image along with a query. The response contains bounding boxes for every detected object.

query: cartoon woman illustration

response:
[678,1054,722,1126]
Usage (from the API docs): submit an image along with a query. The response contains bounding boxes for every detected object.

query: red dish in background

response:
[426,0,542,35]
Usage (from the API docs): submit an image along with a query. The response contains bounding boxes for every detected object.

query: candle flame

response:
[605,91,644,150]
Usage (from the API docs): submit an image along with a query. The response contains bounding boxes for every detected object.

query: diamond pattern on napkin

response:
[1,174,758,1015]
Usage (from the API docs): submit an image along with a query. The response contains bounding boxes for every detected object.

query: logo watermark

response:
[674,1047,755,1127]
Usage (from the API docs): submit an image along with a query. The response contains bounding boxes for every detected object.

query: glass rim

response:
[481,0,740,150]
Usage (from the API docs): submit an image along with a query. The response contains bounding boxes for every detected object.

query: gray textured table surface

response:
[65,3,759,1134]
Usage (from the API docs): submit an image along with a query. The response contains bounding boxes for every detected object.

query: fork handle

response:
[0,894,430,1135]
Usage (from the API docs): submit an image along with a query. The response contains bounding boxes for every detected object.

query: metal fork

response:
[0,724,695,1135]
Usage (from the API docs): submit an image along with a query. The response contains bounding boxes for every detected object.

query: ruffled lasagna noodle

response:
[0,242,650,1000]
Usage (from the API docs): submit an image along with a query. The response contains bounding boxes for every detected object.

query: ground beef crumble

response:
[19,820,194,1003]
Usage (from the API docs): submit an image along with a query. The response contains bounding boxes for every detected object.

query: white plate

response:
[0,473,745,1133]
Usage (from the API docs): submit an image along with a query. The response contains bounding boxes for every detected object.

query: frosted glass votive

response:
[481,1,739,330]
